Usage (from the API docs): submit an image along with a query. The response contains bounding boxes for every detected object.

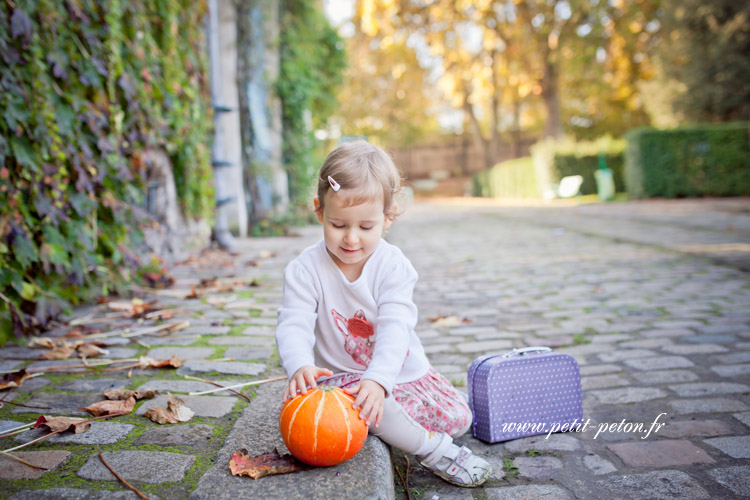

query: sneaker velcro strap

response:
[445,447,472,476]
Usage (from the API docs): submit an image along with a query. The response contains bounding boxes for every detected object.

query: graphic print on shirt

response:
[331,309,374,367]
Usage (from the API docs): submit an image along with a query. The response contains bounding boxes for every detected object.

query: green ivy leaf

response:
[9,137,37,170]
[19,281,36,301]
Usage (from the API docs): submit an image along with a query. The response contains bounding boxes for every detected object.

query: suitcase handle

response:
[502,346,552,357]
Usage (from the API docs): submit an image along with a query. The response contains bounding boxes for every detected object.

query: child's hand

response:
[283,366,333,402]
[343,379,385,428]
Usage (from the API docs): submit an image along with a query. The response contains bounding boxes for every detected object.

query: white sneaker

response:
[419,434,491,487]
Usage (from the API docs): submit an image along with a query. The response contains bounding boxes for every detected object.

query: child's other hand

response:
[344,379,385,428]
[283,366,333,402]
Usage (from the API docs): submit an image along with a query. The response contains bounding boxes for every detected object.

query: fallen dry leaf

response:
[77,344,109,358]
[28,337,57,349]
[228,448,310,479]
[33,415,91,434]
[102,389,158,401]
[107,298,159,318]
[0,369,32,390]
[185,285,203,299]
[80,396,136,417]
[137,355,182,369]
[198,278,219,289]
[37,346,75,360]
[144,394,194,424]
[426,315,472,327]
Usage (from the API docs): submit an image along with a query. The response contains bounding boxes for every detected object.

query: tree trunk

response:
[236,0,288,230]
[463,94,496,171]
[541,54,563,138]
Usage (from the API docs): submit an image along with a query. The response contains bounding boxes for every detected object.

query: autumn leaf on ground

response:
[77,343,109,358]
[143,394,194,424]
[198,278,219,289]
[107,298,158,318]
[137,354,182,369]
[80,396,136,417]
[0,369,32,390]
[185,285,202,299]
[28,337,57,349]
[36,346,75,360]
[229,448,310,479]
[426,315,472,327]
[33,415,91,434]
[102,389,158,401]
[65,326,102,338]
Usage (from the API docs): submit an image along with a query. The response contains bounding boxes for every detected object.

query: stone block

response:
[624,356,694,371]
[0,451,71,480]
[708,466,750,498]
[456,340,513,353]
[582,374,629,390]
[601,470,709,500]
[503,434,581,453]
[135,423,214,446]
[661,344,728,355]
[670,398,749,414]
[703,436,750,458]
[58,378,130,393]
[514,456,563,479]
[13,422,133,445]
[579,364,622,376]
[181,325,231,336]
[147,347,215,360]
[208,336,273,346]
[485,485,573,500]
[588,387,667,405]
[668,382,749,397]
[583,454,617,475]
[711,364,750,377]
[598,349,657,363]
[608,440,715,467]
[242,326,275,336]
[9,490,160,500]
[660,420,732,439]
[733,411,750,427]
[631,369,699,384]
[188,380,393,500]
[136,394,236,418]
[223,347,274,360]
[177,360,266,376]
[77,451,195,483]
[12,393,103,416]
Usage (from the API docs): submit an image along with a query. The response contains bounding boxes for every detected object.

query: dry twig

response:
[98,452,151,500]
[182,375,251,402]
[188,376,286,396]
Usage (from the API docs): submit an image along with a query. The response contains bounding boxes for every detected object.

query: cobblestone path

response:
[1,197,748,500]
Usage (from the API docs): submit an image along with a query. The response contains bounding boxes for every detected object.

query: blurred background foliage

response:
[0,0,212,342]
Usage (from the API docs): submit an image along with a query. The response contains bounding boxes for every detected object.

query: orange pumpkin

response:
[279,385,368,466]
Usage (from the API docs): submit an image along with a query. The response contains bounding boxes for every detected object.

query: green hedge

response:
[625,122,750,198]
[0,0,212,343]
[530,136,625,197]
[473,157,538,198]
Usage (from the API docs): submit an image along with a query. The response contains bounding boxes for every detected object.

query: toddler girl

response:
[276,140,491,487]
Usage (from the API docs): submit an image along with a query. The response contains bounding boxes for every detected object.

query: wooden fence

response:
[388,137,534,180]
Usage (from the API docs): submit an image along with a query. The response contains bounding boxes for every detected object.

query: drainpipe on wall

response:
[207,0,238,252]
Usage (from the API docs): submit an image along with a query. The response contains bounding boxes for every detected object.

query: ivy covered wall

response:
[0,0,213,342]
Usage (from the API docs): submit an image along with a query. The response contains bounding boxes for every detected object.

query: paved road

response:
[1,197,748,499]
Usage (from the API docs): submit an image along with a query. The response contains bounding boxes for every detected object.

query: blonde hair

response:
[317,140,403,219]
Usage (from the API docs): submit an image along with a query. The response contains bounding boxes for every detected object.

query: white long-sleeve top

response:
[276,238,430,396]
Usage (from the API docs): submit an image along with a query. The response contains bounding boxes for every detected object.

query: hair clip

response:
[328,176,341,192]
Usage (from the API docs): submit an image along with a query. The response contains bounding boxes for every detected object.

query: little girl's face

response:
[316,189,392,279]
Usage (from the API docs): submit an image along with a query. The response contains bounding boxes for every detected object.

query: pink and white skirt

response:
[319,366,472,437]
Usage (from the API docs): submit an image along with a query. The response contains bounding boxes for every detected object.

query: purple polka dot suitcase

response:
[467,347,583,443]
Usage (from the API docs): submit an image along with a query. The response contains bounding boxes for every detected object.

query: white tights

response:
[368,396,472,455]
